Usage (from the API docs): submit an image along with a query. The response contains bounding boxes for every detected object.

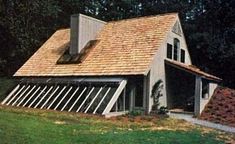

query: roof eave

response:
[165,59,222,82]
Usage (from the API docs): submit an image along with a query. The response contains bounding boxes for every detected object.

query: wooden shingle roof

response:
[14,13,178,77]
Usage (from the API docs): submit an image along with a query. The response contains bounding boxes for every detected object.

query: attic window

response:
[57,40,99,64]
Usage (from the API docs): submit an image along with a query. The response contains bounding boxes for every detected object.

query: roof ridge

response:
[56,13,178,31]
[108,12,178,23]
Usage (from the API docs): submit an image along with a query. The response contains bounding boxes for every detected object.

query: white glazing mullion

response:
[93,87,111,114]
[68,87,87,112]
[23,86,41,107]
[12,85,31,106]
[47,86,66,109]
[61,87,79,111]
[40,86,60,109]
[1,85,20,105]
[76,87,95,112]
[6,85,26,105]
[17,85,36,107]
[84,87,103,113]
[28,86,47,108]
[34,86,54,108]
[102,80,127,115]
[54,86,73,110]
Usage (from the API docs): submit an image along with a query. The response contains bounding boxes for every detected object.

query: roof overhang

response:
[165,59,222,82]
[18,77,126,84]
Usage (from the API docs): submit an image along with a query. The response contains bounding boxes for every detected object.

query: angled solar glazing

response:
[2,80,126,115]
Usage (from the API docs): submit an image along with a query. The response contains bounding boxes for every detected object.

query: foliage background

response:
[0,0,234,88]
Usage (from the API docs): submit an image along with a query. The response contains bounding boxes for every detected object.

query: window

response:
[57,40,99,64]
[173,38,180,61]
[202,80,209,99]
[135,79,143,107]
[167,43,173,59]
[180,49,185,63]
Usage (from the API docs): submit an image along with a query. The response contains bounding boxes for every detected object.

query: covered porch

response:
[165,60,221,116]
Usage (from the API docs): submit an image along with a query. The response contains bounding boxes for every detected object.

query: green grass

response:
[0,107,233,144]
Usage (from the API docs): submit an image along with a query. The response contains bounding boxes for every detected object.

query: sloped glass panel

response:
[96,87,118,114]
[2,79,127,115]
[86,87,109,113]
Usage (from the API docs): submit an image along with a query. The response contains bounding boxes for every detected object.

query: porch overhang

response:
[165,59,222,82]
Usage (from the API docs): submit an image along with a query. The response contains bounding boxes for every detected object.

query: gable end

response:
[172,21,182,36]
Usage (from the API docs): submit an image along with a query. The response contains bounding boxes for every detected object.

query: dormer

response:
[57,14,106,64]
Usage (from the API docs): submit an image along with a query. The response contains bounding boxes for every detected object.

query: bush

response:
[158,106,168,115]
[128,110,142,116]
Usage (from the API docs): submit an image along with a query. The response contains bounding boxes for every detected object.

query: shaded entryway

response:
[165,59,221,116]
[165,63,195,113]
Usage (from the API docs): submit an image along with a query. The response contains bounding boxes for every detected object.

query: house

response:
[2,13,221,117]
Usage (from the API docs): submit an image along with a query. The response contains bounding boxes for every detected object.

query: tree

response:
[0,0,60,75]
[0,0,234,88]
[185,0,235,88]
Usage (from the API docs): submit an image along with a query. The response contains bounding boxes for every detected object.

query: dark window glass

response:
[173,38,180,61]
[180,49,185,63]
[202,79,209,99]
[135,79,143,107]
[167,43,173,59]
[57,40,99,64]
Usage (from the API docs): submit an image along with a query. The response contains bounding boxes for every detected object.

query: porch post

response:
[194,76,202,116]
[129,86,134,111]
[143,76,147,113]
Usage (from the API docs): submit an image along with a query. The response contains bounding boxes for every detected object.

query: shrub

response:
[158,106,168,115]
[128,110,142,116]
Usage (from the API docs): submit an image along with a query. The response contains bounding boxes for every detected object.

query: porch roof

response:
[165,59,222,82]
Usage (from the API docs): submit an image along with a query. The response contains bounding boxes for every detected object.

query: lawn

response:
[0,106,234,144]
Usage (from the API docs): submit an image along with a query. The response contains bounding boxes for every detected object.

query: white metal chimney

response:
[70,14,106,55]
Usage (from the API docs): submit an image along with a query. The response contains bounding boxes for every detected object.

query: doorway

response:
[165,64,195,113]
